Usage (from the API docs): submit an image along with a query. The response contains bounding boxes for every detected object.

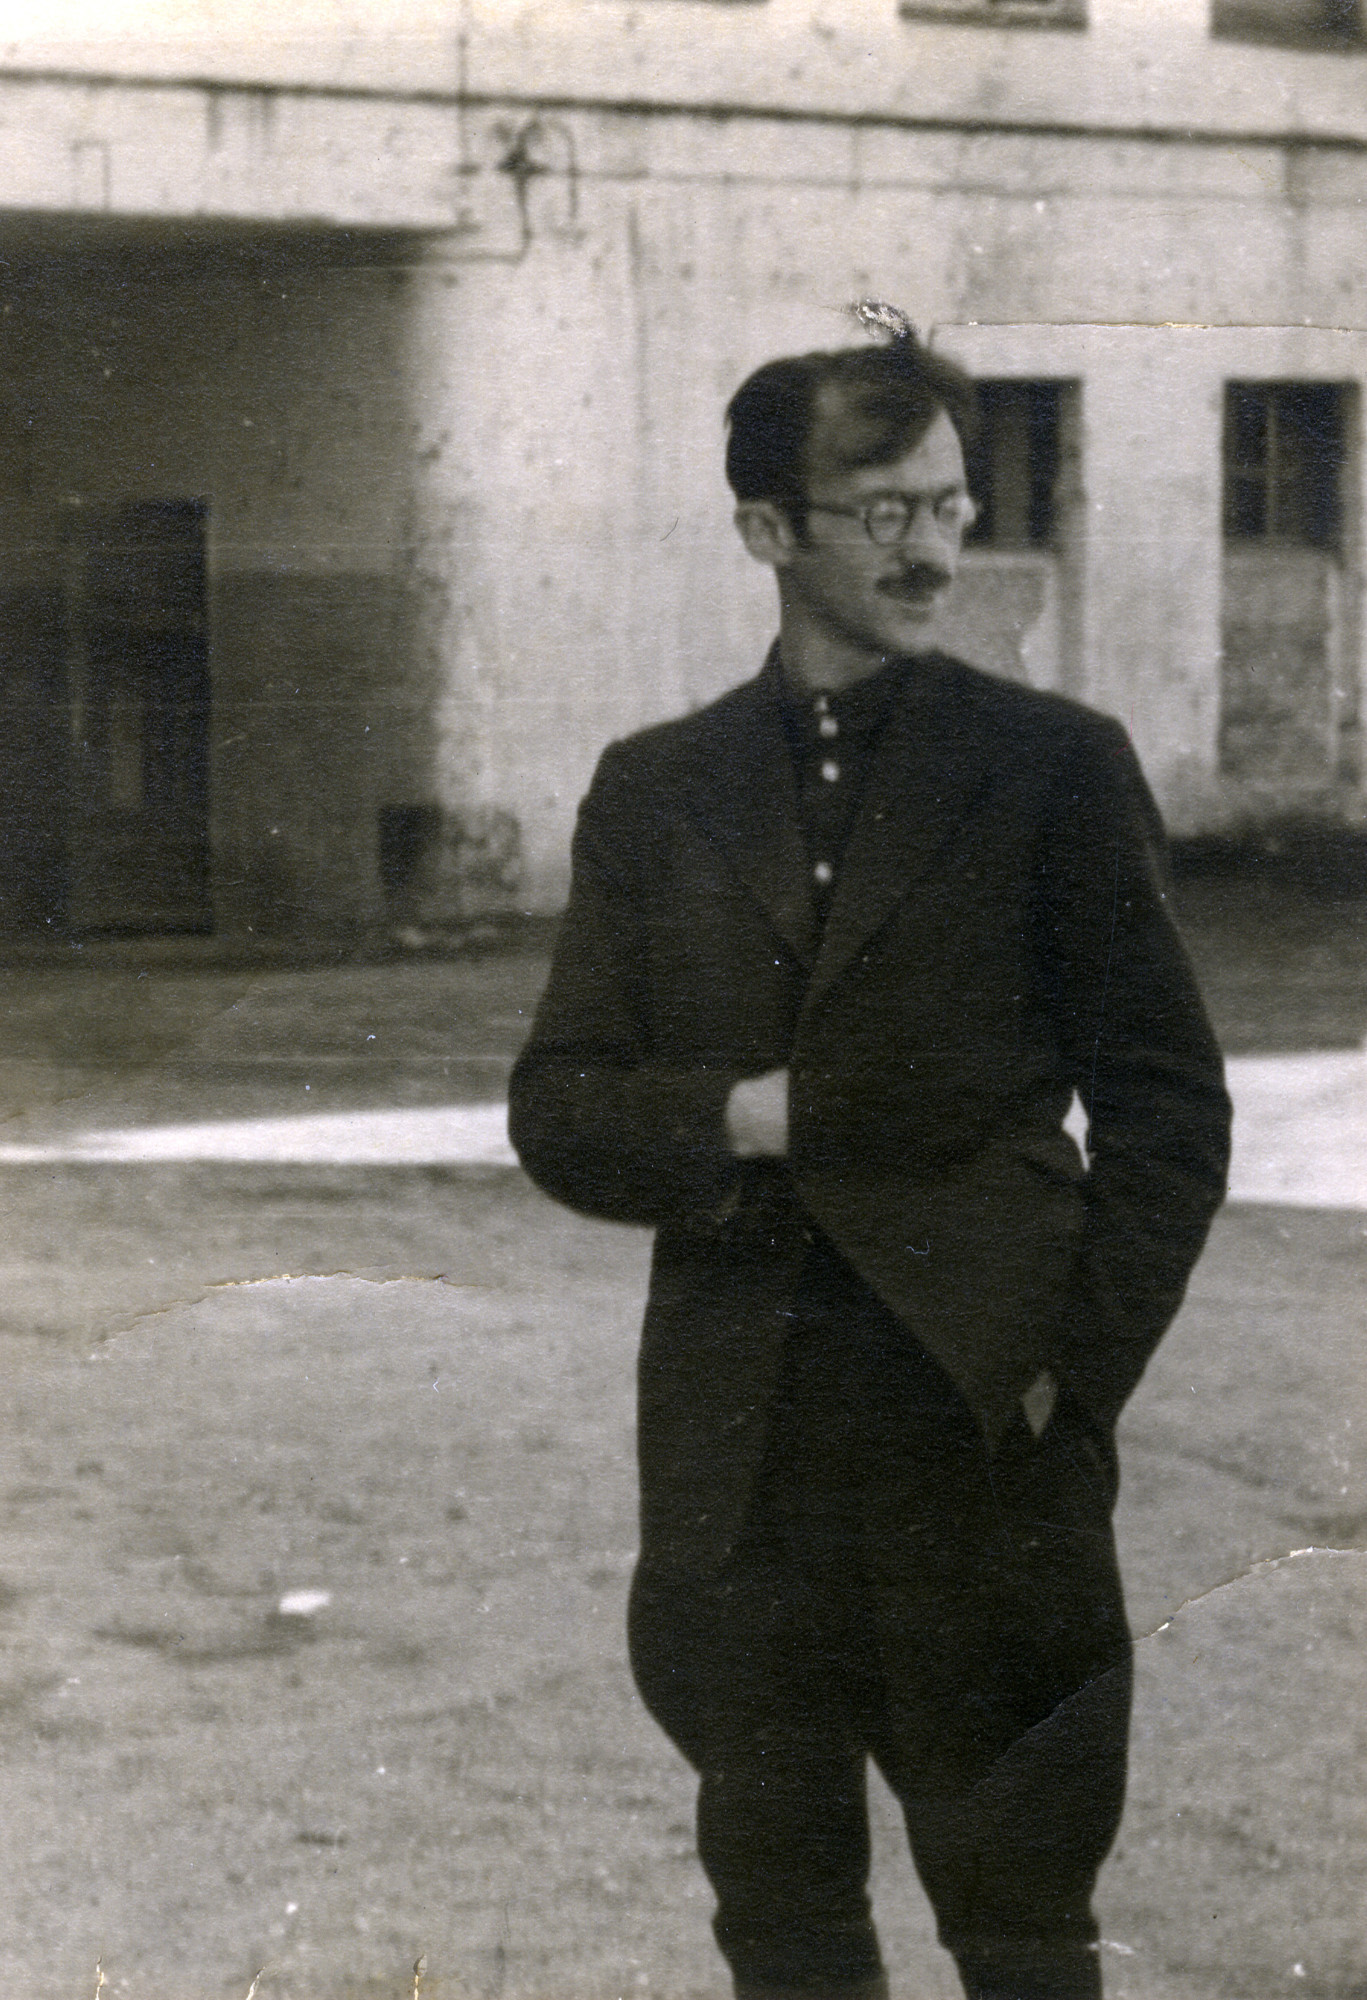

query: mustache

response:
[878,563,953,597]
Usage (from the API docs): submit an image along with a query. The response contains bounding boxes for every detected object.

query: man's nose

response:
[898,522,957,567]
[901,499,960,553]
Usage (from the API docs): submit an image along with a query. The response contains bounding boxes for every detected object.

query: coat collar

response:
[681,646,1003,999]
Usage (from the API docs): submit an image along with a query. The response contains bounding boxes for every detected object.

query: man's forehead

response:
[806,382,893,478]
[805,380,956,489]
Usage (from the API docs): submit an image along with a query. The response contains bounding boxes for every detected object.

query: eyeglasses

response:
[804,488,978,545]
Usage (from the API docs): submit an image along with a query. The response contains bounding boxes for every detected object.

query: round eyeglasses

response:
[805,488,978,545]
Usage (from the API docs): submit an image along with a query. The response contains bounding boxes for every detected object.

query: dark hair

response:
[725,330,978,529]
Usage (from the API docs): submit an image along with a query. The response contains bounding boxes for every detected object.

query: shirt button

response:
[820,760,840,783]
[818,716,838,739]
[813,860,834,887]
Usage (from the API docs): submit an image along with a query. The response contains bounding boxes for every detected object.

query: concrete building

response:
[0,0,1363,939]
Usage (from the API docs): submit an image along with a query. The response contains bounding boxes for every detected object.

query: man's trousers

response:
[628,1231,1133,1999]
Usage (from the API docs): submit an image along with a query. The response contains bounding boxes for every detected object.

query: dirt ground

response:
[0,872,1361,2000]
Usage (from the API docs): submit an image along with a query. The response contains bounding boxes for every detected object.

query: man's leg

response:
[628,1542,887,2000]
[894,1660,1129,2000]
[866,1394,1132,2000]
[629,1230,907,1998]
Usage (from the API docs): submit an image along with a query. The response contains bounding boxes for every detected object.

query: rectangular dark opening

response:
[1223,382,1347,548]
[966,381,1065,550]
[900,0,1086,28]
[378,803,440,907]
[63,497,213,935]
[1212,0,1361,47]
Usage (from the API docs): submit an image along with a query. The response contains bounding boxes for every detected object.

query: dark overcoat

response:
[509,651,1232,1576]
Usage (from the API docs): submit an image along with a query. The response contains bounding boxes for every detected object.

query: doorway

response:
[61,499,211,934]
[0,496,212,937]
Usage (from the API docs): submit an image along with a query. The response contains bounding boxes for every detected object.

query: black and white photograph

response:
[0,1,1362,1995]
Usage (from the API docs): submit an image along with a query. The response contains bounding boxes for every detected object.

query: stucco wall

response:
[3,0,1365,148]
[0,4,1363,918]
[399,107,1367,903]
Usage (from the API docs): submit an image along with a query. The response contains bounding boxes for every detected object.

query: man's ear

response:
[734,500,799,569]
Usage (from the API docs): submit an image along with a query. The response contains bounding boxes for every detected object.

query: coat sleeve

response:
[508,741,747,1226]
[1035,715,1232,1430]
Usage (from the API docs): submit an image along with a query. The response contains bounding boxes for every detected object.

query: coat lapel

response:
[804,657,1000,1013]
[681,667,817,969]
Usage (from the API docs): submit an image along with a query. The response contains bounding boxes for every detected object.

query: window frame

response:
[1211,0,1363,51]
[1222,381,1349,552]
[965,380,1070,553]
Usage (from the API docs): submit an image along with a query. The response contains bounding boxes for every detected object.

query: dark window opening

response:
[379,803,440,908]
[1223,382,1346,548]
[1212,0,1361,47]
[966,381,1065,550]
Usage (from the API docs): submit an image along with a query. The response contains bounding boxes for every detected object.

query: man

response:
[508,327,1231,2000]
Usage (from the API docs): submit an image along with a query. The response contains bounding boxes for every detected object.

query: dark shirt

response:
[772,649,913,925]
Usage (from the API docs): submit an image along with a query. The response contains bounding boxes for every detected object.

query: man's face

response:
[780,403,969,669]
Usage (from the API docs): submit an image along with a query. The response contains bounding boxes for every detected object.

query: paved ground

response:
[0,871,1361,2000]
